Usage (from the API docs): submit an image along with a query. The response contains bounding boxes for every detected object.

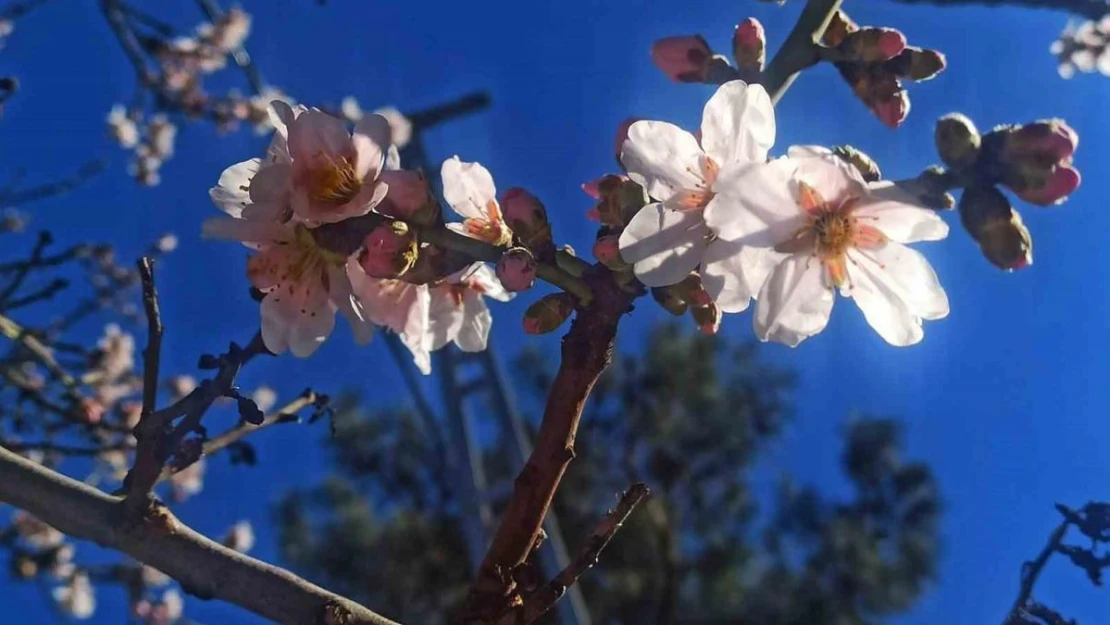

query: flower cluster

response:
[207,102,517,373]
[609,80,950,346]
[1051,17,1110,79]
[154,7,252,106]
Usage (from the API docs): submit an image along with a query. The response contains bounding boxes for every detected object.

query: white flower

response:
[426,264,512,353]
[12,511,64,549]
[95,324,135,381]
[107,105,140,149]
[441,157,512,246]
[155,234,179,253]
[222,520,255,553]
[709,146,949,347]
[617,80,776,312]
[348,266,431,373]
[340,96,363,122]
[170,458,206,500]
[250,386,277,413]
[147,115,177,159]
[373,106,413,149]
[53,572,95,620]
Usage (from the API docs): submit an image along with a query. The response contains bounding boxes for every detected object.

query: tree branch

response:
[1011,517,1072,614]
[0,445,401,625]
[761,0,844,104]
[888,0,1110,20]
[138,257,162,422]
[459,268,634,623]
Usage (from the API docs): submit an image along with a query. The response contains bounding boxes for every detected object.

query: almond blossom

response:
[616,80,776,311]
[426,263,513,353]
[706,146,949,346]
[441,156,512,246]
[53,571,95,620]
[348,265,432,373]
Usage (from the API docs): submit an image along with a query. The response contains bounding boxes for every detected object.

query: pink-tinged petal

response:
[352,113,391,180]
[700,80,775,166]
[455,292,492,352]
[288,300,336,357]
[259,295,292,355]
[789,147,868,204]
[287,110,351,163]
[210,158,260,216]
[427,286,466,351]
[401,326,432,375]
[700,240,782,313]
[201,217,289,244]
[469,263,513,302]
[754,255,834,346]
[855,181,949,243]
[248,162,291,205]
[848,242,948,321]
[620,121,704,202]
[268,100,296,138]
[385,144,401,171]
[707,160,805,247]
[618,202,708,287]
[442,156,497,220]
[334,261,374,345]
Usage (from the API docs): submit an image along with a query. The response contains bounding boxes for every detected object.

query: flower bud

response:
[584,174,646,228]
[1004,162,1081,206]
[651,35,713,83]
[691,302,722,335]
[822,10,858,47]
[360,220,418,279]
[496,247,537,292]
[651,287,688,316]
[523,292,576,335]
[732,18,766,72]
[959,185,1033,270]
[377,170,437,226]
[832,145,882,182]
[592,235,624,267]
[839,28,907,63]
[935,113,981,169]
[672,273,713,308]
[873,89,910,129]
[501,188,553,253]
[1004,119,1079,161]
[891,47,946,81]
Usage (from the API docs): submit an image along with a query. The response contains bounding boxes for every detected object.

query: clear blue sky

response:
[1,0,1107,623]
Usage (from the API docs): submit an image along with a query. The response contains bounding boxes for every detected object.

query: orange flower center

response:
[307,152,362,205]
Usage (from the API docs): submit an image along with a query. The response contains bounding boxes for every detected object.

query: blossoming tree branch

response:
[0,0,1099,624]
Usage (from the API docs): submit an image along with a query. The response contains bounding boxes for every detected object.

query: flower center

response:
[464,200,513,246]
[307,152,362,205]
[674,155,720,210]
[813,211,855,259]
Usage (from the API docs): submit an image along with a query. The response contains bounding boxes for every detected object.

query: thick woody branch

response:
[0,445,401,625]
[762,0,844,104]
[459,268,634,623]
[888,0,1110,20]
[497,484,650,625]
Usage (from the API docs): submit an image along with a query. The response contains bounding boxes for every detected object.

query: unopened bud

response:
[732,18,766,72]
[832,145,882,182]
[891,47,946,81]
[12,555,37,579]
[501,188,553,254]
[1003,119,1079,161]
[935,113,981,169]
[651,287,688,316]
[873,89,910,129]
[673,273,713,308]
[523,292,576,335]
[359,221,418,278]
[496,247,537,292]
[651,35,713,83]
[839,28,907,63]
[959,185,1033,270]
[377,170,437,226]
[592,235,624,267]
[691,302,722,335]
[822,10,858,47]
[1004,162,1081,206]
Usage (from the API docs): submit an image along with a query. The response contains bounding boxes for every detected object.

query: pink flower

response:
[427,264,513,353]
[348,265,432,373]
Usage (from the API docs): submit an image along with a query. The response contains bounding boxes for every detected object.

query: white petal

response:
[210,159,260,216]
[790,146,868,202]
[856,182,949,243]
[427,287,466,351]
[455,293,492,352]
[618,202,708,287]
[248,162,291,205]
[259,295,292,355]
[785,145,832,159]
[352,113,391,180]
[707,160,804,247]
[287,301,336,358]
[468,264,513,302]
[268,100,295,137]
[754,255,834,346]
[620,121,704,201]
[701,241,782,313]
[442,156,497,219]
[287,110,350,163]
[700,80,775,166]
[849,242,949,321]
[333,262,373,345]
[385,144,401,171]
[201,217,288,244]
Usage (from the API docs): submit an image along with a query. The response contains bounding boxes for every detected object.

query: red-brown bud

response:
[523,292,576,335]
[732,18,766,72]
[651,35,713,83]
[959,185,1033,271]
[359,220,418,279]
[501,188,553,253]
[496,247,537,292]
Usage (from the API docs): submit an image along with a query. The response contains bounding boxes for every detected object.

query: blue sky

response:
[1,0,1108,623]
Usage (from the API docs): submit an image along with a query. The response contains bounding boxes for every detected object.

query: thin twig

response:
[0,312,77,390]
[99,0,157,86]
[1011,518,1072,613]
[193,0,264,94]
[1,440,132,456]
[0,278,67,310]
[0,160,106,207]
[497,484,650,625]
[761,0,844,103]
[137,257,162,419]
[155,392,316,485]
[0,231,50,304]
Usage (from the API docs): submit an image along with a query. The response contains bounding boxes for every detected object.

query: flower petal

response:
[455,293,492,352]
[335,261,374,345]
[700,80,775,166]
[427,287,466,351]
[848,242,949,321]
[789,145,868,203]
[468,263,514,302]
[442,156,497,220]
[352,113,391,180]
[620,121,704,201]
[287,110,351,163]
[754,254,834,346]
[701,240,782,313]
[856,182,949,243]
[210,159,260,217]
[201,217,289,244]
[707,160,805,247]
[618,202,708,287]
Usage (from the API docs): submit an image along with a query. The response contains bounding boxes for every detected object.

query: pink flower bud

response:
[873,90,910,128]
[732,18,766,72]
[360,221,418,279]
[959,185,1033,271]
[592,235,622,266]
[840,28,906,63]
[1006,119,1079,161]
[523,293,575,335]
[651,35,713,83]
[877,29,908,60]
[377,170,436,225]
[80,397,104,424]
[496,247,537,292]
[896,47,946,81]
[1011,163,1081,206]
[691,302,721,336]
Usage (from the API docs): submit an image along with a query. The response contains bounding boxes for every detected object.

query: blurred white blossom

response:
[53,572,95,620]
[222,520,255,553]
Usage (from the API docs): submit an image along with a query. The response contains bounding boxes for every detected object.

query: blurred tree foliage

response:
[275,323,941,625]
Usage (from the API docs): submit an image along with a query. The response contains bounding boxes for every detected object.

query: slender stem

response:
[761,0,844,104]
[193,0,265,94]
[0,312,77,390]
[137,258,162,421]
[1011,519,1071,613]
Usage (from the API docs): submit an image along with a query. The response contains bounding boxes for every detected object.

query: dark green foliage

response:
[275,323,940,625]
